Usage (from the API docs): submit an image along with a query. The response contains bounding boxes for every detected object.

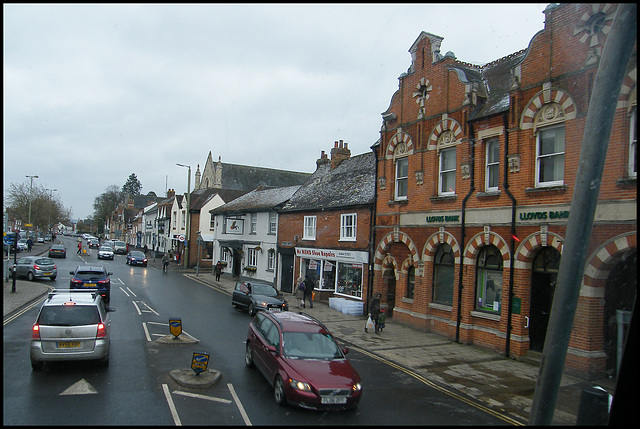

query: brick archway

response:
[422,230,461,275]
[582,232,636,291]
[463,230,511,268]
[427,115,463,151]
[520,86,577,131]
[513,231,565,269]
[374,231,419,271]
[385,130,414,159]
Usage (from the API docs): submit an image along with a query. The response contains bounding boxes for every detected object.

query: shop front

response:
[295,247,369,301]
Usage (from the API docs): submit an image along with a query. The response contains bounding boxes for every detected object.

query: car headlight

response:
[352,382,362,392]
[289,378,312,392]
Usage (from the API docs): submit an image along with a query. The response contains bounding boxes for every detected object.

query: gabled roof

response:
[219,163,310,191]
[210,185,301,214]
[190,188,248,213]
[280,152,376,213]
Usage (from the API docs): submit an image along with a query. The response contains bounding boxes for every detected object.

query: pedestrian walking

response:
[295,276,305,308]
[162,253,170,273]
[370,292,382,334]
[143,244,148,256]
[303,274,315,309]
[27,237,33,252]
[214,261,223,281]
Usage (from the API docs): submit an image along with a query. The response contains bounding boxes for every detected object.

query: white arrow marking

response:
[60,378,98,395]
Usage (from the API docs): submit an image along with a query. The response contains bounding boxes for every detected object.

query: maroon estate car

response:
[245,311,362,410]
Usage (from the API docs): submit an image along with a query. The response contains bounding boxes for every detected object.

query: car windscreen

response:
[252,284,277,297]
[38,305,100,326]
[283,332,344,360]
[75,271,106,280]
[35,258,54,265]
[130,251,145,257]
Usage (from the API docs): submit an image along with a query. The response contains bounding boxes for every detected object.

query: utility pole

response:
[176,163,191,269]
[46,188,57,236]
[25,175,38,235]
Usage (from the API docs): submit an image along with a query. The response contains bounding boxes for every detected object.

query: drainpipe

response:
[456,122,476,342]
[503,112,518,358]
[367,143,379,315]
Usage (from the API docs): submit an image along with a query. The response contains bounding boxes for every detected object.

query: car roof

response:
[264,311,328,334]
[74,265,107,272]
[44,291,101,306]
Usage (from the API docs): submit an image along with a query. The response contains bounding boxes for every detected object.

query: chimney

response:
[316,150,330,170]
[330,140,351,168]
[167,188,175,198]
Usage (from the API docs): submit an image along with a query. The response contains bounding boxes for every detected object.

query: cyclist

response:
[162,252,170,273]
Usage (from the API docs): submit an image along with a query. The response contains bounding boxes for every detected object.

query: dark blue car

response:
[126,250,148,267]
[69,265,112,303]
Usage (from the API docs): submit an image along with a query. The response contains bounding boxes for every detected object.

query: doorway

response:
[529,247,561,352]
[280,254,294,294]
[383,268,396,317]
[232,248,242,277]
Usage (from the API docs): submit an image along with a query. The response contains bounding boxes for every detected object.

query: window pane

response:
[395,158,408,199]
[440,148,456,194]
[433,244,454,305]
[336,262,363,298]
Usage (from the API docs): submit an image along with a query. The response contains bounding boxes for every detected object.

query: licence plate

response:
[43,272,52,276]
[270,308,282,312]
[84,283,96,287]
[57,341,81,348]
[321,396,347,404]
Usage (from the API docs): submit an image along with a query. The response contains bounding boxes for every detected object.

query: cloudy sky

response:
[4,3,549,221]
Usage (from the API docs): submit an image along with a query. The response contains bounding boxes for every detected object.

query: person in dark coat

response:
[214,261,223,281]
[303,274,315,309]
[370,292,382,334]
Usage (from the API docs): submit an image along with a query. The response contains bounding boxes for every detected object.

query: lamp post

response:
[46,188,57,236]
[176,163,191,269]
[26,175,39,235]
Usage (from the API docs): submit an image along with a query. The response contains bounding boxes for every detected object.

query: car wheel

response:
[30,357,44,371]
[248,302,256,316]
[274,375,287,406]
[50,276,56,281]
[245,342,255,367]
[27,271,34,281]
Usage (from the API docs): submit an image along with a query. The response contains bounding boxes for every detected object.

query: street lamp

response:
[26,175,38,234]
[46,189,57,236]
[176,163,191,269]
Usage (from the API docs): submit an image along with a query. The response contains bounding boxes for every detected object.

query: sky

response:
[3,3,549,221]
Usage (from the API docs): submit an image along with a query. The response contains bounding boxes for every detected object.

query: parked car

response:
[11,256,57,281]
[17,238,29,251]
[112,241,127,254]
[30,289,115,370]
[69,266,112,303]
[126,250,147,267]
[232,281,288,316]
[97,245,114,260]
[88,239,100,249]
[37,236,44,244]
[245,311,362,409]
[48,244,67,258]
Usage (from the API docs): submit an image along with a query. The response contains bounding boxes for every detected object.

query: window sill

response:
[401,297,414,304]
[387,199,408,206]
[470,310,500,321]
[430,195,457,202]
[616,177,636,186]
[429,302,453,312]
[524,185,567,194]
[477,190,501,198]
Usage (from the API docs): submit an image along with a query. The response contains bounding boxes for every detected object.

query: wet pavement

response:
[4,245,616,425]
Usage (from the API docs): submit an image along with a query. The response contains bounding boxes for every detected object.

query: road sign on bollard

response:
[169,318,182,339]
[191,351,209,375]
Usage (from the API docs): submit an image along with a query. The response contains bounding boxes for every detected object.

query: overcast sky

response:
[4,3,549,221]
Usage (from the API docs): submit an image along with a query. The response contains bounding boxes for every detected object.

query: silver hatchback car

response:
[30,290,116,370]
[11,256,57,281]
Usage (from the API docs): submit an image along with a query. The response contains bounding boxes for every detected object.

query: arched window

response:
[433,243,454,305]
[475,245,503,313]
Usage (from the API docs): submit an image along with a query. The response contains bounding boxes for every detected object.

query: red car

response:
[245,311,362,410]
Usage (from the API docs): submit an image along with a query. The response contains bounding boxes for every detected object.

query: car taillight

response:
[96,323,107,338]
[33,264,40,270]
[98,279,109,284]
[32,324,41,340]
[70,278,82,285]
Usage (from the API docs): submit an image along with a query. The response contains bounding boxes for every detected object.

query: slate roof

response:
[219,163,311,191]
[280,152,376,213]
[188,188,248,213]
[210,185,301,214]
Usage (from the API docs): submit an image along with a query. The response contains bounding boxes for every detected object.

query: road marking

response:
[119,286,130,297]
[142,322,152,342]
[172,390,232,404]
[126,287,136,297]
[60,379,98,395]
[132,301,142,315]
[228,383,251,426]
[162,384,182,426]
[141,301,158,315]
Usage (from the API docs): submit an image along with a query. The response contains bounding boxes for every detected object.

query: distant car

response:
[37,236,44,244]
[232,281,288,316]
[245,311,362,409]
[11,256,57,281]
[69,266,112,303]
[17,238,29,251]
[48,244,67,258]
[97,245,114,260]
[112,241,127,254]
[88,239,100,249]
[126,250,147,267]
[44,233,52,242]
[30,289,115,370]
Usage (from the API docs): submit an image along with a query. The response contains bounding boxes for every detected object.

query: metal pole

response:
[46,189,57,236]
[528,4,636,425]
[26,175,38,234]
[176,164,191,269]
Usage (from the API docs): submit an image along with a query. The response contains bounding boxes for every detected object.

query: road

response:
[4,236,509,425]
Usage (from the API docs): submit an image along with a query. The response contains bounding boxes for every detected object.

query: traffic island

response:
[169,368,222,388]
[156,333,198,344]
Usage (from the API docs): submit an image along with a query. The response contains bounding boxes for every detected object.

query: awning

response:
[199,234,215,242]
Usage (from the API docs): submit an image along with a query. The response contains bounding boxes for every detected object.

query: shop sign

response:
[519,210,570,221]
[296,247,368,263]
[425,214,460,223]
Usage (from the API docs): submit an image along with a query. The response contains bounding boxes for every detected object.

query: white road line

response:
[115,278,124,285]
[132,301,142,315]
[142,322,152,342]
[172,390,232,404]
[228,383,251,426]
[142,302,159,315]
[162,384,182,426]
[119,287,130,297]
[126,287,136,297]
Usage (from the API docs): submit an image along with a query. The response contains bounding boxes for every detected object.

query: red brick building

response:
[372,3,635,379]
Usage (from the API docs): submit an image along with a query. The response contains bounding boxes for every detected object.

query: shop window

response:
[475,245,503,313]
[303,216,316,240]
[336,262,363,298]
[485,137,500,191]
[322,260,336,290]
[395,157,408,200]
[433,243,455,305]
[406,266,415,299]
[302,258,321,288]
[340,213,357,241]
[536,124,565,187]
[629,107,637,178]
[439,147,456,195]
